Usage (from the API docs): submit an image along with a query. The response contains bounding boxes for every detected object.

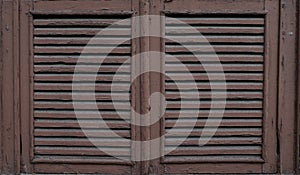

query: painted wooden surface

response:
[0,0,299,174]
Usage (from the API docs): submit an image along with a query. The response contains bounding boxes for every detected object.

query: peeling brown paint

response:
[0,0,299,174]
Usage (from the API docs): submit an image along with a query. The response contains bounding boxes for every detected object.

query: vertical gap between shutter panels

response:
[32,14,133,164]
[164,14,265,163]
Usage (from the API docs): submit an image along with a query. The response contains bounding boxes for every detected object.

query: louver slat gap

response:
[33,15,132,163]
[164,14,265,163]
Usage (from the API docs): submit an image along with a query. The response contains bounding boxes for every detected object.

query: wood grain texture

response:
[298,1,300,173]
[33,164,131,174]
[0,1,2,173]
[130,1,141,174]
[148,0,164,174]
[139,0,151,174]
[19,0,34,173]
[1,0,20,173]
[1,0,299,174]
[34,0,132,12]
[261,0,279,172]
[278,0,298,173]
[164,0,265,12]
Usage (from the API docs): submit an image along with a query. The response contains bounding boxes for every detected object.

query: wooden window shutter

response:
[147,0,280,174]
[20,0,141,174]
[14,0,298,174]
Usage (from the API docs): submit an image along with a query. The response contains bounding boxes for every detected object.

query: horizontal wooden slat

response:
[34,74,130,82]
[165,64,263,72]
[34,92,129,101]
[165,119,262,128]
[163,156,264,163]
[166,45,264,53]
[34,55,129,64]
[35,146,130,156]
[34,119,130,129]
[165,73,263,81]
[35,137,130,147]
[166,26,264,34]
[33,157,132,165]
[166,101,262,109]
[34,101,130,110]
[34,110,130,119]
[34,19,129,27]
[34,37,131,45]
[166,91,263,99]
[166,35,264,43]
[34,128,130,138]
[164,110,263,119]
[165,146,261,155]
[165,128,262,137]
[166,137,262,146]
[34,46,130,54]
[165,55,264,63]
[34,65,130,73]
[34,28,131,36]
[166,82,263,90]
[34,83,130,91]
[166,17,264,25]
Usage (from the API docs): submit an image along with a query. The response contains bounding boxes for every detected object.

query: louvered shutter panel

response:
[159,0,279,174]
[20,0,139,174]
[33,14,131,162]
[165,14,264,162]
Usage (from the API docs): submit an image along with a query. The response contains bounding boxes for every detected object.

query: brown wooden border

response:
[278,0,298,174]
[297,0,300,173]
[0,1,2,173]
[20,0,33,173]
[34,164,132,174]
[163,0,265,13]
[163,163,262,174]
[263,0,279,172]
[1,0,20,174]
[33,0,132,12]
[131,0,142,174]
[149,0,164,174]
[298,0,300,173]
